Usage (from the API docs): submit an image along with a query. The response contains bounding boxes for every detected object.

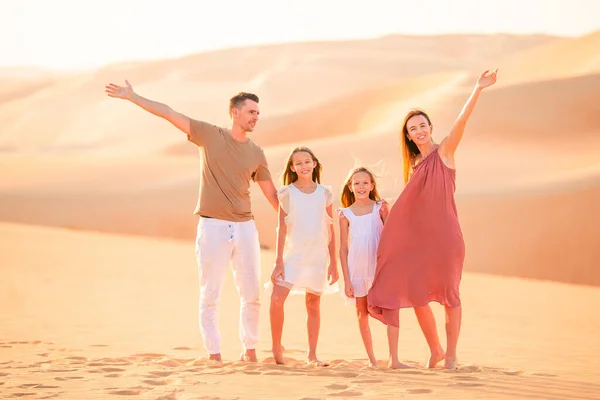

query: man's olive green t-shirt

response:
[187,119,271,222]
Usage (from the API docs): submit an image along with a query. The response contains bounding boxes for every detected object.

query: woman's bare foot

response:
[426,347,446,368]
[389,359,413,369]
[209,353,222,362]
[272,345,285,365]
[307,357,329,367]
[444,358,458,370]
[240,349,257,362]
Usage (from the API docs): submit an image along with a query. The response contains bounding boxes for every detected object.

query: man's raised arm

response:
[106,80,190,135]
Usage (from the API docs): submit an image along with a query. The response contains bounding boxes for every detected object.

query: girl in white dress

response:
[339,167,389,367]
[270,146,339,366]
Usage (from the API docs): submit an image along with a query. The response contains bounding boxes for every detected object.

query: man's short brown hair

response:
[229,92,259,117]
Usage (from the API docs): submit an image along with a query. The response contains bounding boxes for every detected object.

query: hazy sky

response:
[2,0,599,71]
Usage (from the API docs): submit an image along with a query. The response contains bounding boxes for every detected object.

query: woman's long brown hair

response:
[401,108,432,184]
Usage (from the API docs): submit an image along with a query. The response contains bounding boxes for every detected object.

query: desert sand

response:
[2,32,600,399]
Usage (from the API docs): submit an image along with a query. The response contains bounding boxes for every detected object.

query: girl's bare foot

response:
[209,353,222,362]
[307,357,329,367]
[426,347,446,368]
[240,349,257,362]
[368,360,378,368]
[272,346,285,365]
[444,358,458,370]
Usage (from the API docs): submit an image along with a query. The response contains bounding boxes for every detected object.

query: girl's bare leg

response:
[384,309,411,369]
[270,285,290,364]
[356,296,377,367]
[306,293,328,366]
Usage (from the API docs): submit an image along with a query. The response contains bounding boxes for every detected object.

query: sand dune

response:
[1,70,600,285]
[1,222,599,399]
[497,30,600,85]
[0,34,557,157]
[166,70,467,156]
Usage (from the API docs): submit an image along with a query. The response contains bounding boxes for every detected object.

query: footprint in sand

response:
[351,379,383,384]
[454,365,483,373]
[503,370,525,376]
[48,369,78,373]
[453,382,483,387]
[242,371,262,375]
[131,353,165,359]
[9,392,37,397]
[155,390,184,400]
[406,389,433,394]
[314,371,359,378]
[326,384,348,390]
[38,394,62,399]
[172,346,193,351]
[102,367,126,373]
[145,378,182,386]
[451,375,480,381]
[154,358,180,367]
[107,389,146,396]
[20,384,60,389]
[54,376,84,381]
[531,372,557,377]
[142,379,170,386]
[148,371,173,378]
[329,391,363,397]
[88,359,132,367]
[90,344,108,347]
[65,356,87,362]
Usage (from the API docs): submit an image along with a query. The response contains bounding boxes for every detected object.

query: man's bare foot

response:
[444,358,458,370]
[208,353,222,362]
[426,347,446,368]
[307,358,329,367]
[272,345,285,365]
[240,349,257,362]
[389,359,413,369]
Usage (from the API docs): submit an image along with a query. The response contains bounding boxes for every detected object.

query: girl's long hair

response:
[340,166,381,208]
[282,146,322,185]
[401,108,432,184]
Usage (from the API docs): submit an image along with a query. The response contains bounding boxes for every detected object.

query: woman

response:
[367,69,498,369]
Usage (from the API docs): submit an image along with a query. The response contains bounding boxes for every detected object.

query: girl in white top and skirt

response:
[339,166,389,367]
[269,146,339,367]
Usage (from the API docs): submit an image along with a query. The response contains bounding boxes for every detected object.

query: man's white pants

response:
[195,217,261,355]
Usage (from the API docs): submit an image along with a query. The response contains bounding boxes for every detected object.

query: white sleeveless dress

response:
[340,201,384,304]
[275,183,338,295]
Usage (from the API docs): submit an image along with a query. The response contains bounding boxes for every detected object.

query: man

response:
[105,80,279,362]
